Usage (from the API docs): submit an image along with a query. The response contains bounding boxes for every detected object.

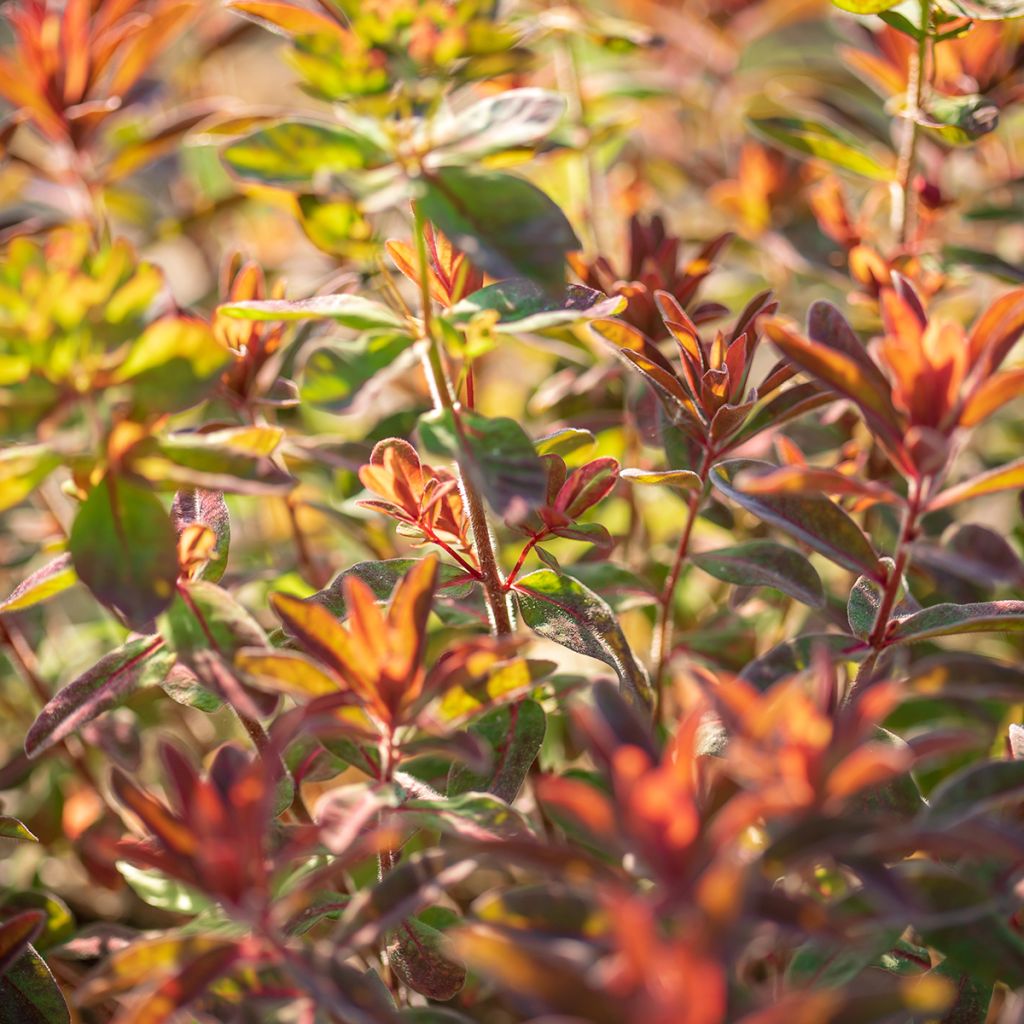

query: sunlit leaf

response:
[830,0,900,11]
[513,569,652,710]
[0,944,70,1024]
[929,457,1024,510]
[0,446,60,513]
[25,637,172,758]
[888,600,1024,644]
[115,862,211,914]
[748,116,894,180]
[620,468,703,491]
[218,293,404,331]
[0,555,76,614]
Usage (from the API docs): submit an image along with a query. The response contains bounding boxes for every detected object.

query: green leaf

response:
[218,293,404,331]
[787,925,902,989]
[747,116,894,180]
[429,88,566,162]
[302,333,415,412]
[0,945,70,1024]
[418,408,548,520]
[25,637,173,758]
[0,555,76,614]
[113,318,230,414]
[448,700,546,803]
[513,569,653,710]
[711,460,881,578]
[447,280,623,334]
[534,428,596,458]
[620,468,703,491]
[919,94,999,146]
[115,862,212,914]
[924,760,1024,824]
[70,477,179,629]
[692,540,824,606]
[848,573,883,640]
[221,119,391,188]
[160,580,267,663]
[888,600,1024,644]
[0,912,44,978]
[0,816,36,842]
[0,446,60,513]
[129,426,294,495]
[418,168,580,287]
[1,895,72,953]
[171,489,230,585]
[386,918,467,1002]
[830,0,900,11]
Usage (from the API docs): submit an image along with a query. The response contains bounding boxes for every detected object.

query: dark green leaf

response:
[0,945,70,1024]
[70,477,179,629]
[418,408,548,520]
[418,168,579,287]
[692,540,824,606]
[448,700,546,803]
[925,760,1024,824]
[513,569,653,710]
[302,333,415,412]
[711,460,881,578]
[386,919,466,1001]
[447,280,623,334]
[889,601,1024,644]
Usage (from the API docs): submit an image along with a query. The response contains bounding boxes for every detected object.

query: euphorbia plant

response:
[4,0,1024,1022]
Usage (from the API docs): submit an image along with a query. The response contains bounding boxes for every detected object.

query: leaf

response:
[171,489,230,584]
[25,637,172,758]
[0,912,44,978]
[830,0,900,10]
[418,168,580,287]
[236,648,339,699]
[620,468,703,491]
[448,700,546,803]
[115,862,211,914]
[935,0,1024,17]
[128,427,293,496]
[711,460,881,578]
[114,318,230,414]
[0,817,36,842]
[70,477,179,629]
[0,555,76,614]
[428,88,566,162]
[0,445,59,513]
[302,333,415,412]
[741,634,863,690]
[763,312,901,446]
[534,428,595,458]
[109,943,242,1024]
[748,116,894,180]
[221,119,391,189]
[387,919,467,1002]
[218,293,404,331]
[309,559,476,623]
[692,541,824,606]
[892,861,1024,987]
[924,760,1024,824]
[0,945,70,1024]
[847,573,882,639]
[418,408,547,520]
[447,280,624,334]
[888,601,1024,644]
[513,569,653,710]
[929,457,1024,510]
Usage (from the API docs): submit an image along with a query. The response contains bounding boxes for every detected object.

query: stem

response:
[845,480,925,705]
[652,451,712,712]
[504,534,543,591]
[412,203,513,636]
[893,0,930,246]
[286,496,326,589]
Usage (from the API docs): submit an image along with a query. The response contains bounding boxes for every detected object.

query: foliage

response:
[3,0,1024,1021]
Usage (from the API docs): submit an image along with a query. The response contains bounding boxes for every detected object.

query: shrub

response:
[2,0,1024,1021]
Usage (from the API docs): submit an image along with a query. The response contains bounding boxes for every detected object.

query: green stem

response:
[894,0,930,246]
[412,203,513,636]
